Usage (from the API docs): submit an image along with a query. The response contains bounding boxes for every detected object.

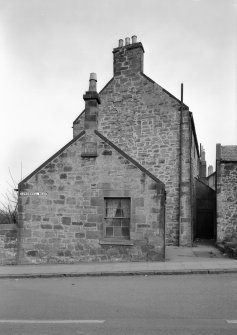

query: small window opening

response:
[104,198,130,239]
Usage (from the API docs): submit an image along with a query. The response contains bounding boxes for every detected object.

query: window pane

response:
[104,218,113,226]
[106,227,113,237]
[115,208,123,217]
[122,227,129,237]
[121,199,130,217]
[114,227,122,237]
[122,218,130,227]
[113,218,121,226]
[106,199,119,217]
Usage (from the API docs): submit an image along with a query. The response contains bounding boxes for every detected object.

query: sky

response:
[0,0,236,207]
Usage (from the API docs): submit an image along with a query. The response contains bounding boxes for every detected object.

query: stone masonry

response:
[0,224,18,265]
[18,72,165,264]
[216,144,237,242]
[74,37,200,246]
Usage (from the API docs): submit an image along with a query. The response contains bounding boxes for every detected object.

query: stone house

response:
[216,144,237,242]
[73,36,201,246]
[17,36,205,264]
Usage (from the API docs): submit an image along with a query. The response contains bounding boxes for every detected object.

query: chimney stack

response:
[208,165,213,176]
[199,144,207,180]
[83,73,101,130]
[113,35,144,76]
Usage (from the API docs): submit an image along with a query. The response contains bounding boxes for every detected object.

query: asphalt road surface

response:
[0,274,237,334]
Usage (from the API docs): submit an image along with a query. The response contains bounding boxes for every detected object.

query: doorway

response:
[196,210,214,239]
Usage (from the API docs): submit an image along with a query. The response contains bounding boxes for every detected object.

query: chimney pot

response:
[118,39,124,47]
[125,37,130,46]
[89,73,97,81]
[132,35,137,44]
[89,73,97,92]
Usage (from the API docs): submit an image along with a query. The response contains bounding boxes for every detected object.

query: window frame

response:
[103,197,131,240]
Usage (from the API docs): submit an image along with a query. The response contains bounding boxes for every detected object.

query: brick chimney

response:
[83,73,101,130]
[113,35,145,76]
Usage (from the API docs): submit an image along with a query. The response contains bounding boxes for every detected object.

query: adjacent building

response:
[216,145,237,242]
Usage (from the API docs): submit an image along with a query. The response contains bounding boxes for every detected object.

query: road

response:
[0,274,237,334]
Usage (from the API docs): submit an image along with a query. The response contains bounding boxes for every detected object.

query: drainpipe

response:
[179,83,183,246]
[163,190,166,260]
[189,113,193,245]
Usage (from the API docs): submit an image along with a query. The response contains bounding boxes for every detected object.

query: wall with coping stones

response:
[0,224,18,265]
[216,145,237,242]
[18,132,165,264]
[73,43,199,246]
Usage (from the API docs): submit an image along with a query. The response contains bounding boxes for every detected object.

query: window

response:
[104,198,130,239]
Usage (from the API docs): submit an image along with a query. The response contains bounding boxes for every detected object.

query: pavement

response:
[0,241,237,279]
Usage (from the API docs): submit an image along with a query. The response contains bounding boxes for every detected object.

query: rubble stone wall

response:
[73,43,197,245]
[0,224,17,265]
[216,145,237,242]
[18,133,165,264]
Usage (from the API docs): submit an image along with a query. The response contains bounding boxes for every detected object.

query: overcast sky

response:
[0,0,236,207]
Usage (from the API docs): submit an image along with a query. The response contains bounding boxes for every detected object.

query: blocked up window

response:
[81,142,97,157]
[104,198,130,239]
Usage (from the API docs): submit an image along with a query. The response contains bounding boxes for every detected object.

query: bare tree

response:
[0,168,18,225]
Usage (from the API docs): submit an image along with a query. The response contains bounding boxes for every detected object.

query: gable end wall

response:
[18,133,165,264]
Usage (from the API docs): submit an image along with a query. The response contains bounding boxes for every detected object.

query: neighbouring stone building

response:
[216,144,237,242]
[16,36,206,264]
[194,146,216,241]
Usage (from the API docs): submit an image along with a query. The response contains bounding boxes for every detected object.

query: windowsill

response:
[99,239,134,246]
